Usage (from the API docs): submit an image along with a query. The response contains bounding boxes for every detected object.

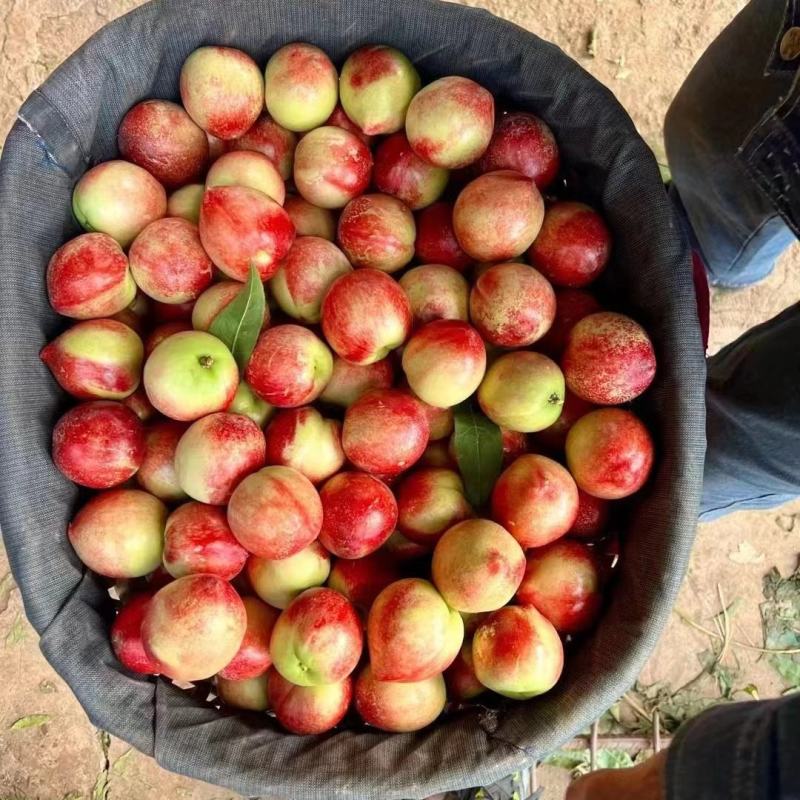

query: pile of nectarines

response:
[42,41,657,736]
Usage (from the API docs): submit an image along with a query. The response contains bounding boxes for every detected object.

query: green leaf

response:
[208,265,265,370]
[628,680,726,735]
[90,772,108,800]
[595,749,635,770]
[760,564,800,690]
[741,683,760,700]
[112,748,133,774]
[697,648,738,699]
[543,750,588,771]
[770,647,800,687]
[10,714,50,730]
[453,401,503,509]
[546,747,640,774]
[4,613,26,647]
[596,702,623,734]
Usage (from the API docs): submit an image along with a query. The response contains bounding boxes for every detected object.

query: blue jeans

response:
[666,0,800,520]
[661,6,800,800]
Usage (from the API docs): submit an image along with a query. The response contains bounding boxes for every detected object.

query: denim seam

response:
[743,163,800,240]
[778,73,800,120]
[671,168,776,283]
[738,64,800,160]
[699,492,795,521]
[724,208,785,272]
[728,94,799,266]
[767,0,798,75]
[739,102,800,239]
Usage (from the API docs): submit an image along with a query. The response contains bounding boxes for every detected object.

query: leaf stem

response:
[674,609,800,655]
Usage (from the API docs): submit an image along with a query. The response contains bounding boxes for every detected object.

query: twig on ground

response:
[675,609,800,655]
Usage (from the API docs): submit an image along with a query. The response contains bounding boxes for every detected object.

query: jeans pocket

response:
[716,213,796,287]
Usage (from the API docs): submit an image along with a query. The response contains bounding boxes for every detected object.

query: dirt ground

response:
[2,1,799,798]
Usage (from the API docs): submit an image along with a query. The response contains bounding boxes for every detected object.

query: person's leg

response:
[701,303,800,520]
[665,0,796,287]
[666,0,800,518]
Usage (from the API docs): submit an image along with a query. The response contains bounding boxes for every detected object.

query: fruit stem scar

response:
[198,355,214,368]
[549,393,562,404]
